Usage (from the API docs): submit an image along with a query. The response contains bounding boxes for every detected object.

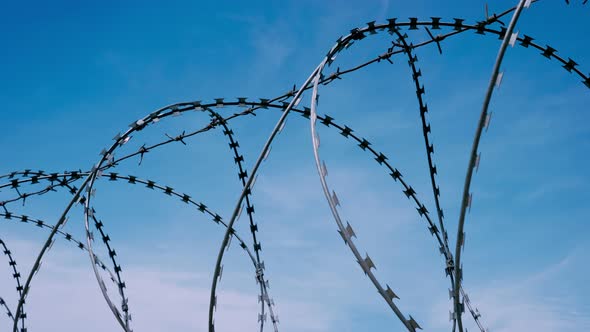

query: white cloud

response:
[427,250,590,332]
[0,238,335,332]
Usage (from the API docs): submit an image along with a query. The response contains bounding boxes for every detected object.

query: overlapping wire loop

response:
[1,1,587,331]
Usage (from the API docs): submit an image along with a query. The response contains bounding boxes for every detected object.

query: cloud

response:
[427,249,590,332]
[249,26,294,75]
[376,0,390,22]
[0,238,335,332]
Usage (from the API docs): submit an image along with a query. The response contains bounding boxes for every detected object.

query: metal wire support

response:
[454,1,529,331]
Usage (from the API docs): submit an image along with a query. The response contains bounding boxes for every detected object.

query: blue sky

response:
[0,0,589,331]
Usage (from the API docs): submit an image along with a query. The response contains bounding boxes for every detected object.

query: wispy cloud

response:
[427,249,590,332]
[221,13,295,83]
[0,238,335,332]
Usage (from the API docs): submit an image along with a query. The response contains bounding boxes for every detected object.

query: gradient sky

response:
[1,1,589,331]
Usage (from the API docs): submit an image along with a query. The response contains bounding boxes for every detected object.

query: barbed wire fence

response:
[1,0,588,331]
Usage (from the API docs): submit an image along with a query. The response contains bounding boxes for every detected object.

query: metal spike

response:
[60,216,70,229]
[461,232,466,249]
[278,119,286,133]
[321,161,328,177]
[364,255,375,270]
[33,262,42,276]
[236,203,244,221]
[408,316,422,330]
[47,239,55,251]
[263,147,272,161]
[121,136,131,145]
[331,191,340,206]
[345,222,356,238]
[495,72,504,87]
[226,234,232,250]
[385,285,399,300]
[484,112,493,131]
[250,174,258,191]
[509,32,519,47]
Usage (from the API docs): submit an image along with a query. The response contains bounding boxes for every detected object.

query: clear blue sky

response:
[0,1,589,331]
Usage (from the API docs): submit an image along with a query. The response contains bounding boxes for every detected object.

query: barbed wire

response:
[0,238,26,332]
[452,1,534,329]
[0,97,475,329]
[0,296,15,324]
[2,1,588,331]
